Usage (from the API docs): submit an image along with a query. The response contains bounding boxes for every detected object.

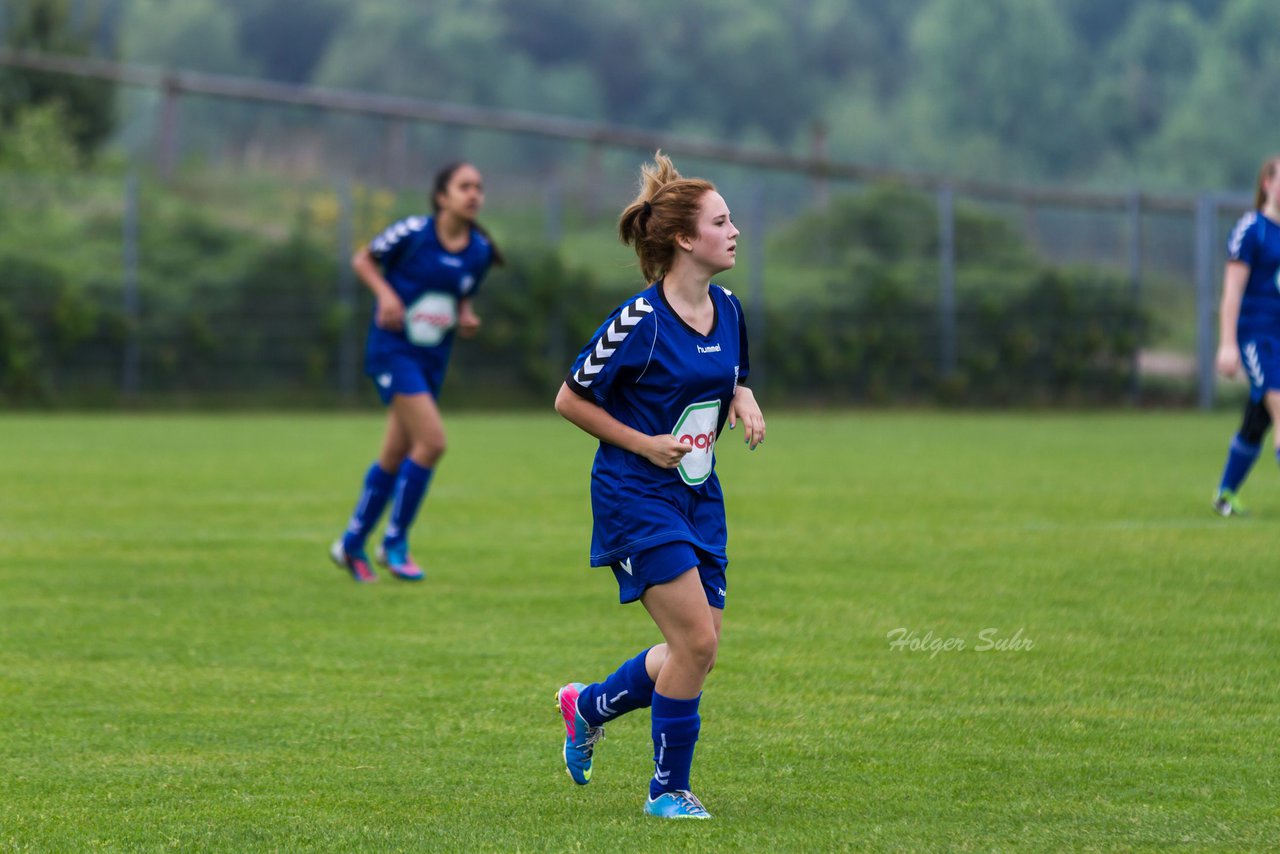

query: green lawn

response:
[1,412,1277,851]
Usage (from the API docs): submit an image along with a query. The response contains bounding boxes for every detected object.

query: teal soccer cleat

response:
[556,682,603,785]
[644,789,712,819]
[376,541,425,581]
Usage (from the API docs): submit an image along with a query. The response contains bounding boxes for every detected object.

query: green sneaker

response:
[1212,489,1248,517]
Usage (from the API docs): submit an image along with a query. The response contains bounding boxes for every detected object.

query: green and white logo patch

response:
[405,292,457,346]
[672,400,720,486]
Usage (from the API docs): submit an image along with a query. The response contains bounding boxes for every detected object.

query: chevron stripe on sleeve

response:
[1227,212,1257,262]
[369,215,428,259]
[572,297,654,388]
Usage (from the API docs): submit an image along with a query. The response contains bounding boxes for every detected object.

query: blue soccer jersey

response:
[1227,210,1280,337]
[364,215,494,370]
[566,281,750,566]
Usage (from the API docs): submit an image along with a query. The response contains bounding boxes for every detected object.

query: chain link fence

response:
[0,165,1253,409]
[0,52,1257,409]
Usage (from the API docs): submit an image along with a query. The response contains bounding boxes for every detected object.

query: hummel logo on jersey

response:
[377,373,392,388]
[697,343,721,354]
[619,557,633,575]
[573,298,653,388]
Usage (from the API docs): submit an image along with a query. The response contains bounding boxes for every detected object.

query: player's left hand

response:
[726,386,765,450]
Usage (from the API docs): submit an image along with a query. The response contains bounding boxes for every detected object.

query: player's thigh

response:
[642,569,717,656]
[390,391,446,453]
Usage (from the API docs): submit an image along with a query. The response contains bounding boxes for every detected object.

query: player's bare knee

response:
[413,441,445,467]
[680,630,718,672]
[645,643,669,680]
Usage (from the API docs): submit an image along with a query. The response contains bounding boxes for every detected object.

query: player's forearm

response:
[554,383,650,456]
[351,249,398,303]
[1218,266,1247,347]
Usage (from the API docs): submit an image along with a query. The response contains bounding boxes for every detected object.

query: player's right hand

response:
[376,295,406,332]
[643,435,692,469]
[1216,344,1241,379]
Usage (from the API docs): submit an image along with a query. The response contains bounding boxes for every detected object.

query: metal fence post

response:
[545,171,563,247]
[155,75,180,180]
[337,179,357,401]
[544,171,566,382]
[1128,190,1143,404]
[384,118,409,187]
[122,170,141,400]
[1194,193,1217,410]
[937,183,957,377]
[584,141,603,222]
[810,122,829,212]
[748,180,766,387]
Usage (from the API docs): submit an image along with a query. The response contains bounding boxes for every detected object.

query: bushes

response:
[758,186,1149,404]
[0,175,1150,407]
[451,243,610,400]
[0,185,346,405]
[758,268,1145,405]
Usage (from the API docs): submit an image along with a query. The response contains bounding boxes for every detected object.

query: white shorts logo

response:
[405,292,457,346]
[672,400,720,486]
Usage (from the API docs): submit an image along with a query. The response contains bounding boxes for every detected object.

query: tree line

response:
[2,0,1278,191]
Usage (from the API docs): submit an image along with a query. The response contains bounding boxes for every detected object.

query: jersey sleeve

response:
[368,215,429,271]
[1228,212,1259,266]
[565,296,657,405]
[460,234,493,300]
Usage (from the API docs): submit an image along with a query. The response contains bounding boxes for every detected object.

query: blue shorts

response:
[366,354,443,405]
[610,540,727,610]
[1241,335,1280,400]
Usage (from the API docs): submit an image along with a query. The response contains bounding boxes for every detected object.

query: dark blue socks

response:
[342,463,397,554]
[1218,434,1262,494]
[577,651,703,798]
[384,458,433,546]
[578,648,657,727]
[650,692,701,798]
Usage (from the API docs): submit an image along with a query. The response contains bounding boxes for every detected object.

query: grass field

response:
[1,411,1277,851]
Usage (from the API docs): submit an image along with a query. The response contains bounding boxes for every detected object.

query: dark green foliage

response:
[760,186,1148,404]
[0,191,344,405]
[0,0,115,161]
[0,177,1149,407]
[775,185,1035,269]
[453,244,612,400]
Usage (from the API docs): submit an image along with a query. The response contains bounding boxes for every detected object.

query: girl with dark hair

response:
[329,162,502,581]
[553,152,765,819]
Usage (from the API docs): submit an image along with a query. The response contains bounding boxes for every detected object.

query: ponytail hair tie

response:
[642,200,652,215]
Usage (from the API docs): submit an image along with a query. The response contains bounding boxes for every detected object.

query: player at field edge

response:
[553,152,765,820]
[329,162,503,581]
[1212,154,1280,516]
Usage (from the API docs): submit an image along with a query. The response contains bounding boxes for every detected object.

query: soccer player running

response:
[1208,155,1280,514]
[330,162,503,581]
[553,152,765,819]
[1213,155,1280,516]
